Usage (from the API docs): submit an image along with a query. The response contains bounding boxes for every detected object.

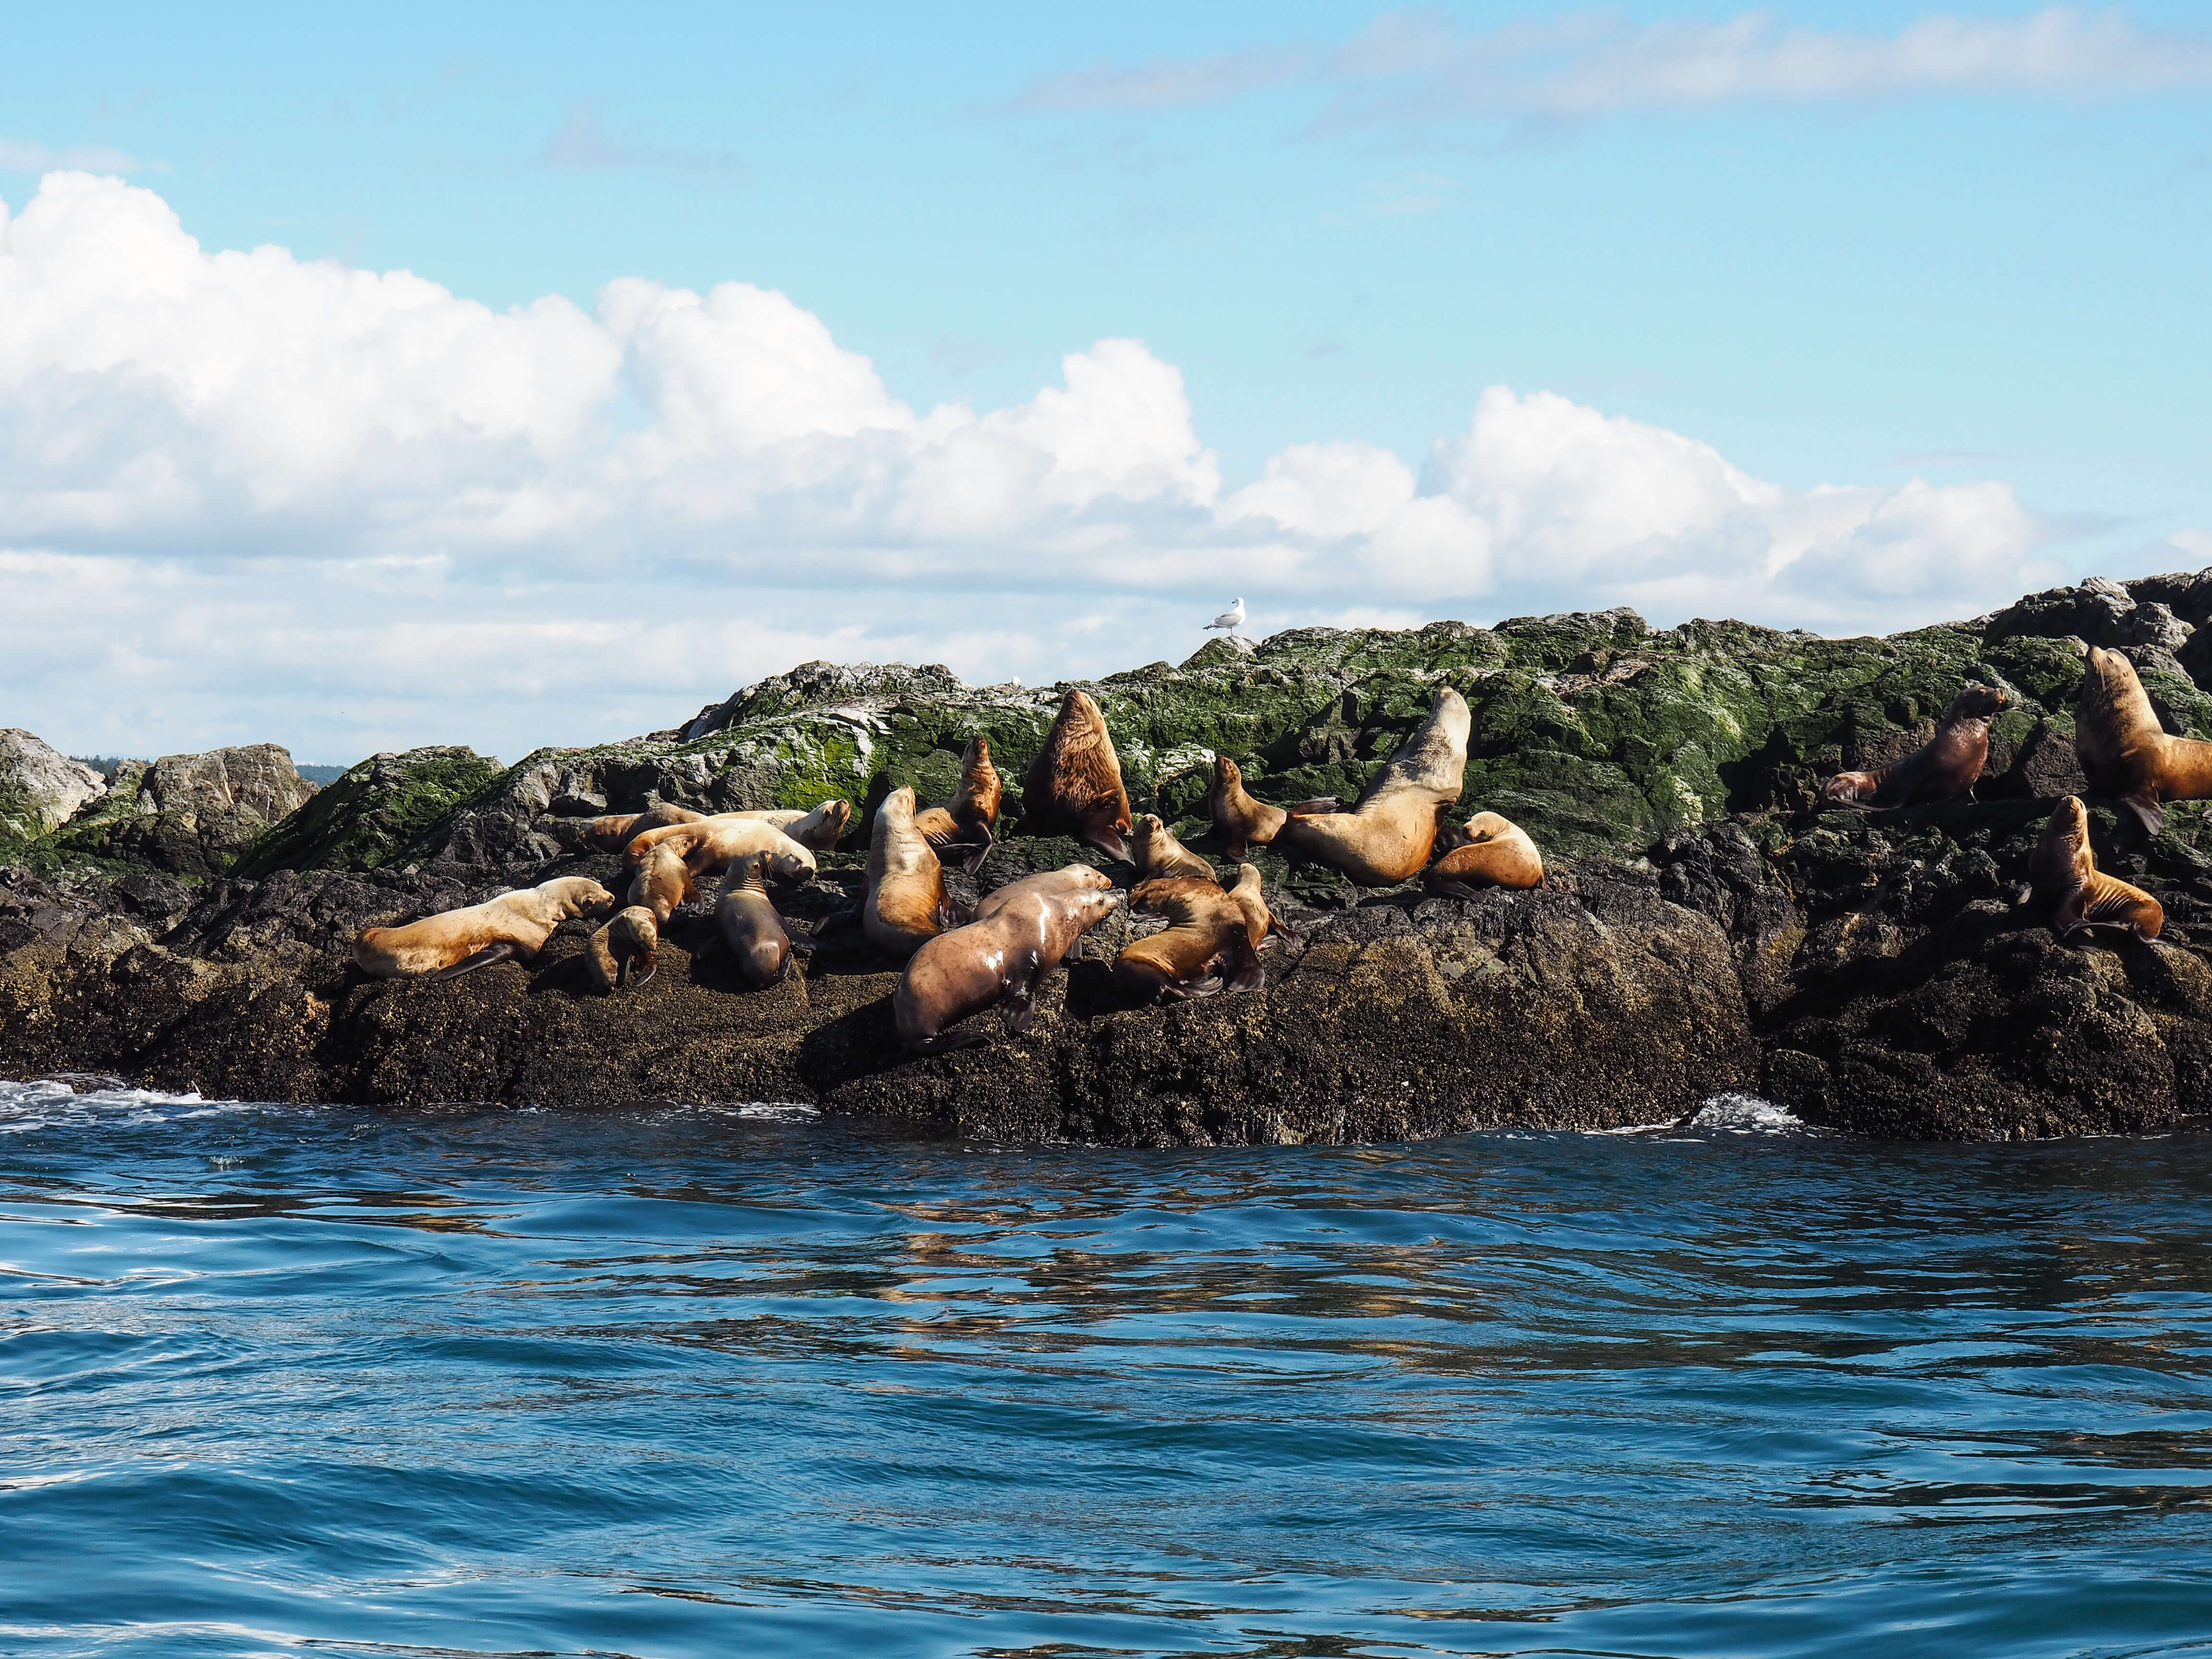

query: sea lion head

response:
[2081,644,2142,704]
[767,846,816,886]
[1945,685,2010,723]
[1462,810,1516,843]
[549,875,619,919]
[586,904,659,992]
[815,798,855,843]
[1214,754,1241,788]
[2051,793,2090,844]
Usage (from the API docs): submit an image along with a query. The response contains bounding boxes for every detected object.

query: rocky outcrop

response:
[0,731,107,842]
[53,744,320,877]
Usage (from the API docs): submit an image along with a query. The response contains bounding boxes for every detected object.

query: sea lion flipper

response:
[432,941,518,981]
[963,822,996,872]
[2122,792,2167,836]
[1283,797,1338,815]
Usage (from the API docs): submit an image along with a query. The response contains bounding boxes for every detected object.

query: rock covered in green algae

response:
[231,746,503,877]
[53,745,319,878]
[0,731,108,848]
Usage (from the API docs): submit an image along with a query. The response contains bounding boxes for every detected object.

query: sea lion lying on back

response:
[1112,877,1263,1004]
[913,736,1001,870]
[624,815,817,883]
[584,906,661,993]
[2029,795,2164,943]
[2075,644,2212,835]
[1819,686,2009,811]
[582,803,703,853]
[1207,756,1336,861]
[1425,811,1544,897]
[865,786,961,959]
[893,864,1119,1053]
[1131,814,1215,882]
[354,876,614,980]
[1022,689,1133,859]
[1274,687,1471,886]
[715,852,796,988]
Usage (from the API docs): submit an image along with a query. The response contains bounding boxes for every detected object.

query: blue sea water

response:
[2,1082,2211,1659]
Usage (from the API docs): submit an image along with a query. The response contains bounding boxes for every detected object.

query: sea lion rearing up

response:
[1225,863,1295,947]
[1131,813,1215,882]
[1818,686,2010,811]
[2075,645,2212,835]
[584,906,661,993]
[716,852,796,987]
[912,736,1002,870]
[1021,690,1133,859]
[2030,796,2164,943]
[893,864,1119,1053]
[581,803,703,853]
[1207,756,1336,861]
[865,786,961,959]
[1112,876,1264,1004]
[624,815,817,884]
[1273,687,1472,886]
[354,875,615,980]
[1425,811,1544,898]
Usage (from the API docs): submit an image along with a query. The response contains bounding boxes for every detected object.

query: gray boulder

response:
[0,730,108,842]
[57,744,318,876]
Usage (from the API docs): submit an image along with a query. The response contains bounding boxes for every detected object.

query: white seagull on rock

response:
[1204,598,1246,635]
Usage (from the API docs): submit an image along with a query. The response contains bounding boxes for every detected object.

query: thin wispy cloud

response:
[541,104,741,174]
[0,138,145,173]
[1012,45,1315,112]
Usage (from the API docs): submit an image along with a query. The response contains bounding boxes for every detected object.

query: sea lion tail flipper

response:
[629,954,657,987]
[433,941,518,981]
[963,822,997,872]
[1227,936,1264,993]
[1284,797,1338,815]
[2123,792,2167,836]
[908,1026,991,1056]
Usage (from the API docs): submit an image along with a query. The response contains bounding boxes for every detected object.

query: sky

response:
[3,1,2210,765]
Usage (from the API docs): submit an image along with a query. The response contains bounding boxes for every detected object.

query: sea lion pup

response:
[1206,755,1337,861]
[865,786,960,959]
[584,906,661,993]
[1225,863,1295,948]
[728,798,853,853]
[2075,644,2212,835]
[1131,813,1216,882]
[627,840,697,923]
[893,864,1120,1054]
[715,852,796,987]
[2029,795,2164,944]
[912,736,1003,869]
[1425,811,1545,898]
[1273,687,1472,886]
[1021,689,1134,859]
[1818,685,2010,811]
[581,802,703,854]
[354,875,615,980]
[1112,877,1264,1005]
[624,815,817,884]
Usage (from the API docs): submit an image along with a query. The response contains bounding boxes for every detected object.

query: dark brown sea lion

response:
[1112,876,1263,1004]
[1224,863,1294,947]
[582,802,704,853]
[2075,645,2212,834]
[1425,811,1545,897]
[627,841,697,924]
[584,905,661,993]
[353,876,615,979]
[893,864,1119,1053]
[1274,687,1471,886]
[1819,685,2010,811]
[2029,795,2164,943]
[1131,813,1215,882]
[913,736,1002,870]
[715,852,795,987]
[865,786,959,959]
[1021,689,1133,859]
[624,814,817,883]
[1206,756,1336,861]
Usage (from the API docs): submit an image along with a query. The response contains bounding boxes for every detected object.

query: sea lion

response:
[1021,689,1133,859]
[353,875,615,980]
[584,905,661,993]
[2029,795,2164,943]
[2075,645,2212,834]
[581,802,703,853]
[627,840,697,923]
[624,814,817,883]
[1131,813,1216,882]
[728,798,853,853]
[1273,687,1472,886]
[1425,811,1545,897]
[865,785,960,959]
[1112,876,1264,1004]
[1818,686,2010,811]
[913,736,1002,869]
[1207,756,1337,861]
[1225,863,1295,947]
[715,852,795,987]
[893,864,1120,1053]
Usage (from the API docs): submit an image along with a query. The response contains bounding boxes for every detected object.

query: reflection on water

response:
[2,1080,2211,1658]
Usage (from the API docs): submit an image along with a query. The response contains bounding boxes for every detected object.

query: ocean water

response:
[3,1082,2212,1659]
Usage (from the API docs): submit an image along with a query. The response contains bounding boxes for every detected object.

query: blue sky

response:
[4,3,2210,762]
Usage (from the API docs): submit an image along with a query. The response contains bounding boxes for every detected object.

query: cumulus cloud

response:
[0,171,2068,761]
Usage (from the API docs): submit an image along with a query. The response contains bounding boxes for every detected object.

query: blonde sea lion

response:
[1225,863,1295,948]
[1819,686,2010,811]
[581,802,703,854]
[913,737,1002,870]
[1425,811,1545,898]
[353,875,614,980]
[1274,687,1472,886]
[1131,813,1215,882]
[584,905,661,993]
[1021,689,1133,859]
[2075,645,2212,834]
[715,852,795,987]
[624,815,817,883]
[729,799,853,853]
[1112,876,1263,1004]
[865,786,960,959]
[627,840,697,924]
[893,864,1120,1053]
[1207,756,1336,861]
[2029,795,2164,943]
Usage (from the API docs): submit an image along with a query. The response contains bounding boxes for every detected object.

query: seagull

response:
[1204,598,1246,635]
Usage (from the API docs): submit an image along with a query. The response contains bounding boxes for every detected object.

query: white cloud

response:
[0,171,2075,761]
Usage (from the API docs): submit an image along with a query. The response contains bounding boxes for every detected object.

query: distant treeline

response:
[71,756,349,787]
[295,765,347,785]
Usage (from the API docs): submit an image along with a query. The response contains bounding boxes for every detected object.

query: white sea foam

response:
[1678,1093,1813,1135]
[0,1076,250,1134]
